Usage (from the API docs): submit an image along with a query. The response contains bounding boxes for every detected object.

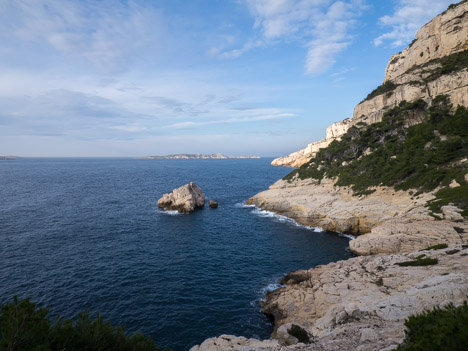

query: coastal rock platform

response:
[246,177,467,255]
[190,246,468,351]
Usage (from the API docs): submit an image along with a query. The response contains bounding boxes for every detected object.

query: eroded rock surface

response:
[247,177,466,254]
[350,219,468,255]
[261,247,468,351]
[157,182,205,213]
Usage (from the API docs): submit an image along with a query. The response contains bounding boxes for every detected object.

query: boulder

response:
[158,182,205,213]
[209,200,218,209]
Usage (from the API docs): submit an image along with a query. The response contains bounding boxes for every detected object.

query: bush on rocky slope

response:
[283,95,468,216]
[0,296,167,351]
[396,302,468,351]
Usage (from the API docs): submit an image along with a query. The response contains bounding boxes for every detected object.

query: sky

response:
[0,0,457,157]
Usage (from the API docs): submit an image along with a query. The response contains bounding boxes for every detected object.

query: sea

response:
[0,158,353,350]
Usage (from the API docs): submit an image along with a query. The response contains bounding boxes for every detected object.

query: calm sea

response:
[0,158,353,350]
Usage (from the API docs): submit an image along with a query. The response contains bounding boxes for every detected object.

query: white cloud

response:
[0,0,163,73]
[214,0,366,75]
[374,0,455,47]
[165,110,295,129]
[0,67,297,140]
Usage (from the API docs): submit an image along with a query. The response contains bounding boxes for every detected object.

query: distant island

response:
[141,153,261,159]
[0,156,18,160]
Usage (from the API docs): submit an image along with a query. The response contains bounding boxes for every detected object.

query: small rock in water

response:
[157,182,205,213]
[209,200,218,209]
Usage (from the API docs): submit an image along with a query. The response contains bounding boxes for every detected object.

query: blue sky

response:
[0,0,456,157]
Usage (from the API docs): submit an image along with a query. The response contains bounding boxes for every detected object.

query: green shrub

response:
[375,278,384,287]
[396,258,438,267]
[424,50,468,82]
[362,81,398,102]
[397,302,468,351]
[0,296,165,351]
[0,296,50,351]
[446,249,460,255]
[424,243,448,250]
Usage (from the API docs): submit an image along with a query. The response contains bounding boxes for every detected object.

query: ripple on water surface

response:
[0,158,353,350]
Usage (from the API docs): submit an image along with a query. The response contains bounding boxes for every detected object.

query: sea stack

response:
[158,182,205,213]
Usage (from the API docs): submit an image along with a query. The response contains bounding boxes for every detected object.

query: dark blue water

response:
[0,158,352,350]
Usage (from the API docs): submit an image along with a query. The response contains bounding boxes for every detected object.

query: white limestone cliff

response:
[272,1,468,168]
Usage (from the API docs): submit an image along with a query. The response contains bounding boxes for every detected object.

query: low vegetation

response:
[397,302,468,351]
[396,257,439,267]
[0,296,166,351]
[446,249,460,255]
[361,81,398,102]
[424,243,448,250]
[423,49,468,83]
[283,95,468,217]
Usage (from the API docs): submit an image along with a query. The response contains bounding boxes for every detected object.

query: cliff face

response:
[273,1,468,167]
[384,3,468,82]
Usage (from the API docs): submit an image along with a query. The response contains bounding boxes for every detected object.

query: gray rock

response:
[276,324,299,346]
[345,303,360,318]
[157,182,205,213]
[209,200,218,209]
[360,328,378,343]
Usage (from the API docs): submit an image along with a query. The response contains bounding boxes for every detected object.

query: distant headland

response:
[141,153,261,159]
[0,156,18,160]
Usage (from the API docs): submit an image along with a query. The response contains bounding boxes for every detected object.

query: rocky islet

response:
[157,182,206,213]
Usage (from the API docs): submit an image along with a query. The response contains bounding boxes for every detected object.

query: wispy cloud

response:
[329,67,356,82]
[373,0,454,47]
[165,110,295,129]
[0,0,163,73]
[213,0,367,75]
[0,68,297,140]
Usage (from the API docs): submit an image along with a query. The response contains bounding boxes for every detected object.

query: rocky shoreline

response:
[191,3,467,350]
[190,198,467,351]
[192,245,467,351]
[246,177,467,256]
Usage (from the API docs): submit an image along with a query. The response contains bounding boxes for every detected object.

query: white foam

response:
[157,209,182,216]
[261,282,285,294]
[250,207,323,232]
[258,282,285,303]
[338,233,356,240]
[234,202,256,208]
